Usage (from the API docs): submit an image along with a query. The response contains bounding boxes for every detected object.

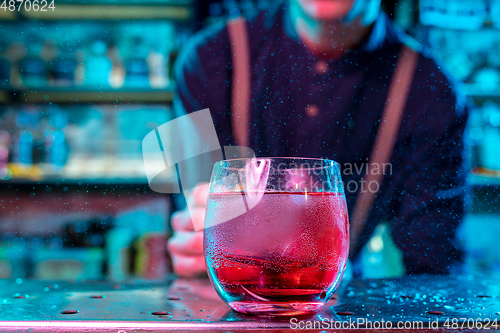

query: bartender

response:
[167,0,468,277]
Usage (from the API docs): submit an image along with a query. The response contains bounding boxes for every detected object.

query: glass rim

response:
[215,157,340,171]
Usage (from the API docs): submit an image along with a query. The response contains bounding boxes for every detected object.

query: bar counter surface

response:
[0,274,499,332]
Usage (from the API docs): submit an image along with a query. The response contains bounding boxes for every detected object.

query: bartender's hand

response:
[167,183,210,278]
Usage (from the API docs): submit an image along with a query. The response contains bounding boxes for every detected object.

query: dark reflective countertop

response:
[0,275,499,332]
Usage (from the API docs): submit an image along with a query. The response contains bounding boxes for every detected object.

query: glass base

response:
[228,301,324,317]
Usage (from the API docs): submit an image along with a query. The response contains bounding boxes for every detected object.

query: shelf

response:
[460,83,500,99]
[19,4,192,20]
[50,0,192,5]
[0,159,179,188]
[3,177,149,185]
[468,173,500,187]
[1,87,175,104]
[0,177,179,193]
[0,10,18,20]
[0,0,192,21]
[1,162,178,189]
[0,90,9,103]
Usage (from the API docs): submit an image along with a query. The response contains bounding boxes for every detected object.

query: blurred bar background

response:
[0,0,499,281]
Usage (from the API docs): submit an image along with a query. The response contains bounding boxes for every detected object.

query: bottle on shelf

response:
[11,109,44,178]
[147,44,169,89]
[240,0,257,17]
[493,0,500,29]
[18,35,47,88]
[134,232,169,280]
[0,131,11,181]
[106,227,135,280]
[0,40,11,88]
[481,102,500,171]
[83,38,112,88]
[13,111,35,170]
[44,106,69,174]
[108,43,125,89]
[50,42,77,87]
[223,0,242,20]
[419,0,487,30]
[124,36,150,88]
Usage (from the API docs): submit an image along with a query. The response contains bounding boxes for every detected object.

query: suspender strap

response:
[349,45,419,258]
[227,18,251,149]
[227,21,419,258]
